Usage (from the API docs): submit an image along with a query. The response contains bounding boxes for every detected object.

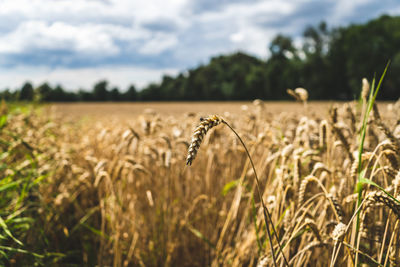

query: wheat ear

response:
[186,115,224,165]
[186,115,289,267]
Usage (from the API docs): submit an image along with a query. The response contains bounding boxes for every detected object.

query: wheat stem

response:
[222,121,289,267]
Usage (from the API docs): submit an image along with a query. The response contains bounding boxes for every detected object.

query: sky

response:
[1,0,400,91]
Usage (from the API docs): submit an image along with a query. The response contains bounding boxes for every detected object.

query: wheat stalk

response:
[186,115,289,266]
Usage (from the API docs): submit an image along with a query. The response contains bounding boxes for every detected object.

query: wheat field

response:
[1,98,400,266]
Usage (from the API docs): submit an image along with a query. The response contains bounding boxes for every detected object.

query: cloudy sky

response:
[1,0,399,91]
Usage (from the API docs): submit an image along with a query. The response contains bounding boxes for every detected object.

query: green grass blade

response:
[186,223,216,250]
[0,216,23,246]
[0,180,22,193]
[0,245,43,258]
[353,61,390,260]
[359,177,400,205]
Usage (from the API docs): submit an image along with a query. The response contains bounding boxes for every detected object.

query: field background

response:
[1,99,400,267]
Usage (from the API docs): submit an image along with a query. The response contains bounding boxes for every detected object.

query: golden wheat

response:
[4,96,398,266]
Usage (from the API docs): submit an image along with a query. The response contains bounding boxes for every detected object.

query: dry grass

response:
[1,99,400,266]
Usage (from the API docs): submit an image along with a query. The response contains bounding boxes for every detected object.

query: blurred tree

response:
[77,89,93,101]
[270,34,298,59]
[124,85,138,101]
[301,22,331,99]
[0,89,13,101]
[52,85,67,102]
[110,87,121,101]
[139,83,163,101]
[36,83,53,102]
[19,82,34,101]
[93,80,109,101]
[328,15,400,99]
[266,35,301,99]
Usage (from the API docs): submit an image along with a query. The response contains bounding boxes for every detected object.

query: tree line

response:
[1,15,400,102]
[0,81,139,102]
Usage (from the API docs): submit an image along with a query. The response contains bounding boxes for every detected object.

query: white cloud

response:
[0,0,399,89]
[138,33,179,55]
[0,0,188,27]
[331,0,375,23]
[230,32,244,43]
[0,0,187,57]
[184,0,296,59]
[0,21,121,55]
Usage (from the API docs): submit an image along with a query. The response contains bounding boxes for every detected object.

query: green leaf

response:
[186,223,216,250]
[222,179,239,196]
[81,223,109,240]
[29,174,47,188]
[372,61,390,104]
[0,245,43,258]
[9,217,34,225]
[70,206,99,234]
[0,216,23,246]
[0,180,21,193]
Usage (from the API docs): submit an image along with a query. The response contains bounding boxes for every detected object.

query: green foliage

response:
[0,106,64,265]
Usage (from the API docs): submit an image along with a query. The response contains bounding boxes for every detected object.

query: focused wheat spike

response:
[186,115,224,165]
